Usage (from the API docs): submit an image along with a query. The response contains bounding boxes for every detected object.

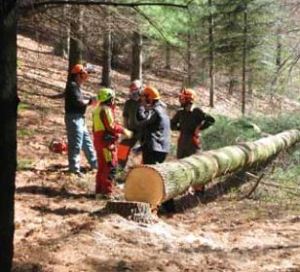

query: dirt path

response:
[14,34,300,272]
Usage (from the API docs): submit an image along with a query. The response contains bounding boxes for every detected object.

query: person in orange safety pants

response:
[92,88,132,198]
[162,88,215,213]
[172,87,215,195]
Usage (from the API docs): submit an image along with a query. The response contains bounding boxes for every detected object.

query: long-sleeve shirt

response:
[171,106,215,135]
[171,105,215,158]
[65,81,88,115]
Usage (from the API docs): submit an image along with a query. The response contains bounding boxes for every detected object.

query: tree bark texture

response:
[125,130,300,207]
[101,28,112,87]
[68,5,83,73]
[130,31,143,81]
[208,0,214,107]
[241,6,248,115]
[164,43,171,69]
[0,1,17,271]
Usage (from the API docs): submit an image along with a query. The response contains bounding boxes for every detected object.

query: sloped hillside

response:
[14,34,300,272]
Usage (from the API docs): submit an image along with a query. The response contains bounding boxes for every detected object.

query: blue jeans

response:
[65,113,97,173]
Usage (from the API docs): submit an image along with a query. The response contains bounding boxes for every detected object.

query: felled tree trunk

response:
[125,129,300,208]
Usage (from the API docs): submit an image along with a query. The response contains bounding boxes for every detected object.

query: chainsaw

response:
[49,138,68,154]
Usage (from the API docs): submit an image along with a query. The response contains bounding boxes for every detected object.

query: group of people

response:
[64,63,215,206]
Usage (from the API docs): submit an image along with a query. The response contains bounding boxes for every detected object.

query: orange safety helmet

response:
[143,86,160,100]
[70,64,88,80]
[179,87,196,104]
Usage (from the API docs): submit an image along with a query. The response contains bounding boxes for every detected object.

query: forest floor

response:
[13,34,300,272]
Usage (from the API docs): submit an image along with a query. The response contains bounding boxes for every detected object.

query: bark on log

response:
[125,129,300,207]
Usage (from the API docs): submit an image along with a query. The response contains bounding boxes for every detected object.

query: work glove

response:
[123,128,133,139]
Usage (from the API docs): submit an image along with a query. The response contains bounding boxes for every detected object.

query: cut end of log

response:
[124,166,164,208]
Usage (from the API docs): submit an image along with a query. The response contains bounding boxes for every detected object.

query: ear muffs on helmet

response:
[179,88,196,104]
[97,88,115,103]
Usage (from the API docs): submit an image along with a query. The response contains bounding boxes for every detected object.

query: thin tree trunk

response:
[208,0,214,107]
[101,28,112,87]
[165,43,171,70]
[0,1,17,271]
[270,25,282,96]
[248,67,253,96]
[241,6,248,115]
[228,65,237,95]
[187,31,192,86]
[125,129,300,207]
[68,5,83,73]
[55,5,70,58]
[61,5,70,58]
[131,31,143,81]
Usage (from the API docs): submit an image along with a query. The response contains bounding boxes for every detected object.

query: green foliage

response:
[202,115,261,150]
[202,114,300,203]
[18,102,30,111]
[253,113,300,134]
[202,112,300,150]
[139,2,190,47]
[17,159,34,170]
[18,128,34,138]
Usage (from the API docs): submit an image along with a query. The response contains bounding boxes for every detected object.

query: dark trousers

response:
[142,149,167,164]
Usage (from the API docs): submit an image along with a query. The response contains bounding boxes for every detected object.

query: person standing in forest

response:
[171,87,215,194]
[64,64,97,175]
[137,86,171,164]
[93,87,133,198]
[117,79,143,171]
[162,87,215,213]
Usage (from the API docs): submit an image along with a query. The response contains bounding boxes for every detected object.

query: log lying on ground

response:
[125,129,300,207]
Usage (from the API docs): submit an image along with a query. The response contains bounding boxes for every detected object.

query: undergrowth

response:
[202,113,300,202]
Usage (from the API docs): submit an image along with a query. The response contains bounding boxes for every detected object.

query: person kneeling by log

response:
[93,88,133,199]
[171,87,215,196]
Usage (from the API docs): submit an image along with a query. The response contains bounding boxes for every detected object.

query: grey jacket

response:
[137,101,171,153]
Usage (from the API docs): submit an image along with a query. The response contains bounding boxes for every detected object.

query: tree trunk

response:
[165,43,171,70]
[131,31,143,81]
[241,5,248,115]
[228,65,238,95]
[54,5,70,58]
[187,31,192,86]
[125,130,300,208]
[68,5,83,73]
[0,1,17,271]
[101,28,112,87]
[208,0,214,107]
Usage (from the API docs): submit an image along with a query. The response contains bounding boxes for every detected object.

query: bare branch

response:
[20,0,189,12]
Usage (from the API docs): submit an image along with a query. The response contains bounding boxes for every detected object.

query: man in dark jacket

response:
[171,88,215,158]
[138,86,170,164]
[117,79,143,170]
[64,64,97,175]
[171,87,215,195]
